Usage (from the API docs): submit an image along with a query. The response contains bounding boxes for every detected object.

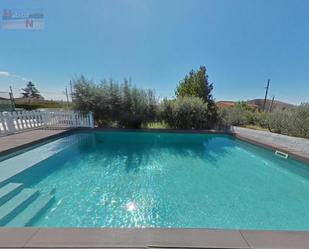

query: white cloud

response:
[0,71,10,76]
[0,71,28,81]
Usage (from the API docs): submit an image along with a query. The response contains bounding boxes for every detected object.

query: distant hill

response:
[247,99,294,111]
[216,101,236,108]
[217,99,294,111]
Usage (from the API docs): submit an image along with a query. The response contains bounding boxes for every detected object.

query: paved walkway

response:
[231,126,309,163]
[0,129,69,156]
[0,228,309,249]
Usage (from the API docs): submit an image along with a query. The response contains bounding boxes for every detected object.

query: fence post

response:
[41,111,47,128]
[89,112,94,128]
[4,112,16,134]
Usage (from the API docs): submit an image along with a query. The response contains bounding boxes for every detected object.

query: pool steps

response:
[6,195,55,227]
[0,183,55,226]
[0,183,24,206]
[0,188,39,225]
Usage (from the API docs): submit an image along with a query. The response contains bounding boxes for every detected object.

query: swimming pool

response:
[0,131,309,230]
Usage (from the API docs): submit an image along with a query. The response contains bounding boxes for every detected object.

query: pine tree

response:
[21,81,43,99]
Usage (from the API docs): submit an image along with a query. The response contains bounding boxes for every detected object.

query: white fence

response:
[0,110,94,136]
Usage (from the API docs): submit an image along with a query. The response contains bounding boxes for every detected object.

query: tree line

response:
[51,65,308,138]
[72,66,218,129]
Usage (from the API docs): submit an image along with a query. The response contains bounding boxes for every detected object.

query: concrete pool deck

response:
[0,129,70,158]
[230,126,309,164]
[0,127,309,248]
[1,228,309,249]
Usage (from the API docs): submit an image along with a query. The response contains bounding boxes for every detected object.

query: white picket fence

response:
[0,110,94,136]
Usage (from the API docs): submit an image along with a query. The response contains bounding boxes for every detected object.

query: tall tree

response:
[175,66,214,103]
[21,81,43,99]
[175,66,217,126]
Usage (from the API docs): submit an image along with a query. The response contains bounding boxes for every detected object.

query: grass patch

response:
[243,124,269,131]
[144,122,169,129]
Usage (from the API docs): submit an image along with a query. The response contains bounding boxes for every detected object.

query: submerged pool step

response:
[0,188,39,226]
[6,194,55,227]
[0,183,24,206]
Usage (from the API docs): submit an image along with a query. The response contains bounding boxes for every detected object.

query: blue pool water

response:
[1,131,309,229]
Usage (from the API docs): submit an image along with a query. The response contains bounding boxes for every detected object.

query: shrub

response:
[15,101,65,110]
[219,101,309,139]
[175,66,217,126]
[72,76,158,128]
[218,102,263,126]
[160,96,209,129]
[118,83,157,128]
[268,103,309,138]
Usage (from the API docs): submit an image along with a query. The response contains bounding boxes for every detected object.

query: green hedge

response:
[219,102,309,139]
[218,102,267,127]
[268,103,309,138]
[15,102,64,110]
[159,96,209,129]
[72,76,158,128]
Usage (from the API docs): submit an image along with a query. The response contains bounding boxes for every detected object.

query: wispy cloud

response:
[0,71,10,76]
[0,71,28,81]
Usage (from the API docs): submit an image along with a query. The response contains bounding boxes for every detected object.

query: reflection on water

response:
[11,131,309,230]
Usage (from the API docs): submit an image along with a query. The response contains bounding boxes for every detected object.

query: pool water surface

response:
[1,131,309,230]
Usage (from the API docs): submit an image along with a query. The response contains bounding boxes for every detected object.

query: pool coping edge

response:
[1,228,309,248]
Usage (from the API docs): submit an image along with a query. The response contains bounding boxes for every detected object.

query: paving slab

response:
[240,230,309,249]
[26,228,151,247]
[24,228,250,248]
[148,228,249,248]
[0,228,39,247]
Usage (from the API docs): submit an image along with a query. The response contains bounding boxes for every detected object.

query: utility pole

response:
[69,80,73,101]
[268,96,275,112]
[262,79,270,112]
[9,85,15,110]
[65,87,69,109]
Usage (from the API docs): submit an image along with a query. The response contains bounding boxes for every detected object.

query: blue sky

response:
[0,0,308,104]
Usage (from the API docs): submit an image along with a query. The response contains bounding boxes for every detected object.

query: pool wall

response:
[1,127,308,164]
[75,127,309,164]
